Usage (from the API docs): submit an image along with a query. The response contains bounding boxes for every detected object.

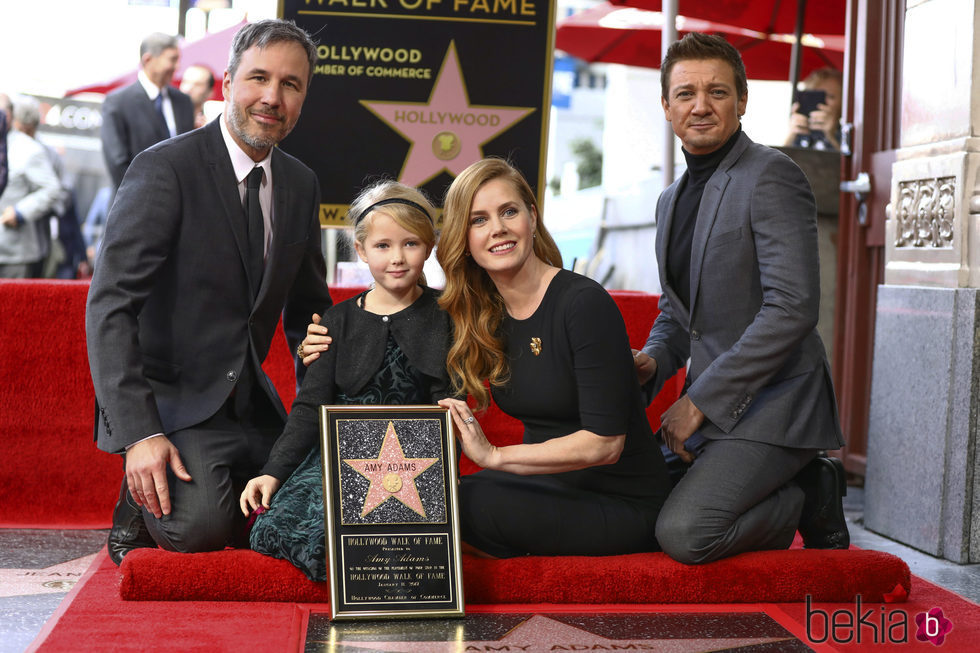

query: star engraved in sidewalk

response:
[344,421,438,518]
[360,40,535,187]
[328,614,796,652]
[0,553,97,598]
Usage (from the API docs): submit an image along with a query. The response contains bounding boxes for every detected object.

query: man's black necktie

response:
[153,91,168,134]
[235,166,266,419]
[244,166,265,296]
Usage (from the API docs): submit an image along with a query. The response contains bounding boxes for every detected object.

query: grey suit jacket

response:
[100,81,195,191]
[0,110,8,197]
[86,119,332,453]
[642,131,843,451]
[0,130,62,264]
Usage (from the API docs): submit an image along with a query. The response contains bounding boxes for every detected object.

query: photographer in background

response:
[784,68,843,151]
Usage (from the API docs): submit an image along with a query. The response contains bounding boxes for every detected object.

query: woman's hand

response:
[785,102,840,149]
[806,104,840,148]
[239,474,282,516]
[298,313,331,367]
[439,397,624,474]
[785,102,811,143]
[807,104,836,134]
[438,397,499,470]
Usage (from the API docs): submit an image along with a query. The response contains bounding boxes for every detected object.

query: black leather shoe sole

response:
[797,455,850,549]
[107,481,157,566]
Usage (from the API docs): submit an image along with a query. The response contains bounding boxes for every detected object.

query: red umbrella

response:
[609,0,846,37]
[64,20,244,99]
[607,0,846,84]
[556,3,843,81]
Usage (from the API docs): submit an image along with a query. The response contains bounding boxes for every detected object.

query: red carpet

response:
[119,542,911,604]
[29,551,305,653]
[30,550,979,652]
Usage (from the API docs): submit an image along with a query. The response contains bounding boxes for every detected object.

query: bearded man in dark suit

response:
[86,19,332,564]
[100,32,195,194]
[635,33,848,565]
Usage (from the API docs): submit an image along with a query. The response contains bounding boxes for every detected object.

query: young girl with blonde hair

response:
[242,180,452,580]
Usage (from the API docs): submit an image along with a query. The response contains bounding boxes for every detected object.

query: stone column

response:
[864,0,980,563]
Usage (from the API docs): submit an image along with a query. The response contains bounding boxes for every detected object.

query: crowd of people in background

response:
[0,30,842,283]
[0,32,216,280]
[0,92,81,279]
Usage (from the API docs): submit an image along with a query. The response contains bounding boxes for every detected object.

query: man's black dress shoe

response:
[796,455,850,549]
[107,481,157,566]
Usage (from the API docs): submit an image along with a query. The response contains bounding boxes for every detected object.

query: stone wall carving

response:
[895,177,956,248]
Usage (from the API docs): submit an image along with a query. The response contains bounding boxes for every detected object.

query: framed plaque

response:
[320,405,464,620]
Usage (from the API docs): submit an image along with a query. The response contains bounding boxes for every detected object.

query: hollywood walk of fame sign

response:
[281,0,555,226]
[319,405,464,620]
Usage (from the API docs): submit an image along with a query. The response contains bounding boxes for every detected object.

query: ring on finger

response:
[462,416,474,424]
[296,342,305,358]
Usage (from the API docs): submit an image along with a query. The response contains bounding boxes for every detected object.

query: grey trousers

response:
[655,437,818,564]
[140,398,280,553]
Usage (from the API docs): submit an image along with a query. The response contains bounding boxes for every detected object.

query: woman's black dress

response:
[459,270,671,558]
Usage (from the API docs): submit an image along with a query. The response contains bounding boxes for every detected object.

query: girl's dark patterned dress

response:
[250,335,428,580]
[247,287,451,581]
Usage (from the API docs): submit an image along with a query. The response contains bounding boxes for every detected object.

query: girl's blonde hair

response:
[349,181,437,286]
[436,158,562,409]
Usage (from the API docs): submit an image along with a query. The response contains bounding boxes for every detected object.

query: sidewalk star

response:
[325,613,794,651]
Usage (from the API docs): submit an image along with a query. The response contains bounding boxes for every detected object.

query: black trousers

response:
[459,469,660,558]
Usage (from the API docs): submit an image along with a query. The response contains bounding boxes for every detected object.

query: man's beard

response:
[227,101,287,152]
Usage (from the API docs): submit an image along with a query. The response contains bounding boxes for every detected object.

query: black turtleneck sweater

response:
[666,128,741,310]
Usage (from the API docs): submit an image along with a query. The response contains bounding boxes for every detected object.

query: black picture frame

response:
[320,405,464,620]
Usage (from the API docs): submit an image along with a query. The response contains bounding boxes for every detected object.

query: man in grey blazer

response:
[635,33,848,564]
[86,19,332,564]
[100,32,195,195]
